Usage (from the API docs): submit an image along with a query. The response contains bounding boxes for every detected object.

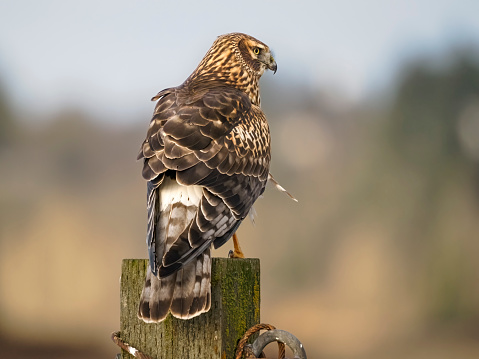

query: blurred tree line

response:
[384,49,479,324]
[1,47,479,358]
[0,80,16,148]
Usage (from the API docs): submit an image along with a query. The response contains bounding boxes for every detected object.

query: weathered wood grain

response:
[120,258,260,359]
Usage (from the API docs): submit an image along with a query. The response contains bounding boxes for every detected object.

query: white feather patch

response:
[160,177,203,210]
[248,206,257,225]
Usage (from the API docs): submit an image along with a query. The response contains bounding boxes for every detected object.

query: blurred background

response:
[1,1,479,358]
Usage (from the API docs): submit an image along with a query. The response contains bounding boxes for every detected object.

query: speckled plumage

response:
[137,33,276,322]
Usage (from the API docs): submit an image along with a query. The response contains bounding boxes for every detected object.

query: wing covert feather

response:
[139,85,271,278]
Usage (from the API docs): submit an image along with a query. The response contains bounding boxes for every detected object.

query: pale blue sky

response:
[1,0,479,122]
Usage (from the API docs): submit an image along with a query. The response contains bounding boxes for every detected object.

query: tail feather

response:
[171,261,197,318]
[138,249,212,322]
[138,265,176,322]
[188,247,211,317]
[139,176,214,323]
[186,251,204,317]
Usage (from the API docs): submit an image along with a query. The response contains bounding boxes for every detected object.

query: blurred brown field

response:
[1,48,479,358]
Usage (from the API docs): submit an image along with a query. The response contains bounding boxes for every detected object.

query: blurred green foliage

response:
[389,50,479,167]
[0,80,15,148]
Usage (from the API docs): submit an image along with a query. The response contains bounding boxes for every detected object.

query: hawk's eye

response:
[253,47,260,55]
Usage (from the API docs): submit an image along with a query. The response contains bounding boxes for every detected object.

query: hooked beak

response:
[268,55,277,74]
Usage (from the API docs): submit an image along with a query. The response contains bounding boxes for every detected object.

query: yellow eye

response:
[253,47,260,55]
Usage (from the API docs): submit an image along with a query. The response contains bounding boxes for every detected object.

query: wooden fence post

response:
[119,258,260,359]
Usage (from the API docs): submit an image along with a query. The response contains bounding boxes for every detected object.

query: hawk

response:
[137,33,277,322]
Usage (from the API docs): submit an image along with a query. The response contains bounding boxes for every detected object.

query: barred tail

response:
[138,248,211,322]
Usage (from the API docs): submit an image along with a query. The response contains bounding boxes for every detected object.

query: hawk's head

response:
[185,33,276,105]
[223,33,277,76]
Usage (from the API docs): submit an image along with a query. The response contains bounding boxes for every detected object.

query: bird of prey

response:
[137,33,277,322]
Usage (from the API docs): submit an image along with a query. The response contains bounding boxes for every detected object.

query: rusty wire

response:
[111,331,154,359]
[235,323,286,359]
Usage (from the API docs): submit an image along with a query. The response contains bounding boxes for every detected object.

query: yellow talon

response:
[229,233,245,258]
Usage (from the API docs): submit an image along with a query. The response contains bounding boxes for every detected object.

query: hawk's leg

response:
[228,233,245,258]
